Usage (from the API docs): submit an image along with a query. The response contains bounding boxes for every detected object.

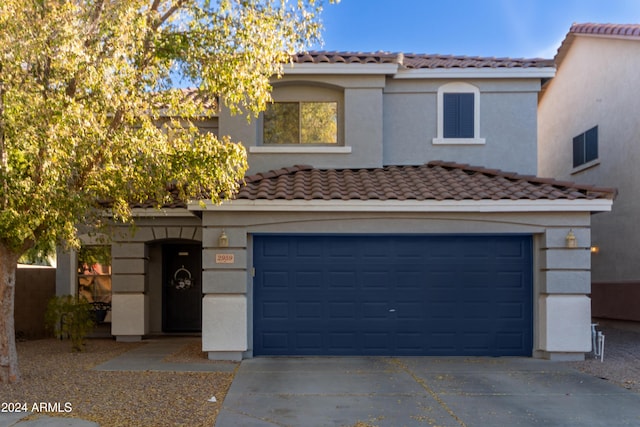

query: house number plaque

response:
[215,254,235,264]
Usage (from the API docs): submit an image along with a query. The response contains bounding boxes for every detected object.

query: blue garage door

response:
[253,235,532,356]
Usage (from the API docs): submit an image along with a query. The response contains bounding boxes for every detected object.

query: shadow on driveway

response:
[216,357,640,427]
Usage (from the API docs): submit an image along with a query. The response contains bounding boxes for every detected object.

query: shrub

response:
[45,295,95,352]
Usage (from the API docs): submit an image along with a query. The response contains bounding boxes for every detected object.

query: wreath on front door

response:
[171,265,195,291]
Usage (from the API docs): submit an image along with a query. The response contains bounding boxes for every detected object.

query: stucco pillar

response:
[202,295,248,361]
[111,293,149,341]
[55,249,77,296]
[110,242,149,341]
[536,227,592,360]
[201,224,249,360]
[538,295,591,360]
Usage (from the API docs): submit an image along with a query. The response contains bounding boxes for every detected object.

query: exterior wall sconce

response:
[591,245,600,254]
[218,230,229,248]
[565,229,577,248]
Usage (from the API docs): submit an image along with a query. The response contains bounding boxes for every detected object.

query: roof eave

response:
[190,199,613,213]
[393,67,556,79]
[131,207,196,217]
[282,63,399,75]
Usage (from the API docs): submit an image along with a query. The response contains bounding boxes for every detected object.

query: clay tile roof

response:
[569,22,640,37]
[291,51,554,69]
[235,162,617,202]
[555,23,640,66]
[292,51,402,65]
[400,54,554,69]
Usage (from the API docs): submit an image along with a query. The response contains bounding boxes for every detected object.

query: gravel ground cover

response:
[0,338,236,426]
[566,324,640,393]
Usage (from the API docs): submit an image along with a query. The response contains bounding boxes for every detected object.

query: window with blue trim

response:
[573,126,598,168]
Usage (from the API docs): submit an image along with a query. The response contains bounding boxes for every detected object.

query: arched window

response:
[433,82,485,145]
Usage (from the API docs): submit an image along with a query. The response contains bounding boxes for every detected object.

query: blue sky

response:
[313,0,640,58]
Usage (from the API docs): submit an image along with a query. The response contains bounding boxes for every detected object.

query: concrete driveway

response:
[215,356,640,427]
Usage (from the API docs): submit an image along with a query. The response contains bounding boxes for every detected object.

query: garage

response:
[253,234,533,357]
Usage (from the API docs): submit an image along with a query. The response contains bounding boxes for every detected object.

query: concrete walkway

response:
[216,356,640,427]
[93,337,236,373]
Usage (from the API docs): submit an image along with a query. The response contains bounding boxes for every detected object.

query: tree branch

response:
[156,0,188,29]
[0,67,7,209]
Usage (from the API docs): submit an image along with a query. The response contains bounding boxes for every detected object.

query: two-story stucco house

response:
[539,23,640,322]
[57,51,615,361]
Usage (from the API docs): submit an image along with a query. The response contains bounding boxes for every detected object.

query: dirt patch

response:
[0,338,236,426]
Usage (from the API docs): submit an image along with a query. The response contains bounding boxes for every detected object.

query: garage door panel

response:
[262,270,289,289]
[462,332,492,352]
[328,238,359,258]
[428,240,460,258]
[296,332,323,350]
[395,301,424,319]
[261,301,289,320]
[360,269,391,288]
[260,239,290,258]
[363,332,391,351]
[328,301,357,319]
[296,239,324,258]
[328,332,357,351]
[254,235,532,356]
[260,332,289,352]
[294,270,323,288]
[463,302,491,319]
[496,302,525,319]
[296,301,322,319]
[429,332,457,352]
[430,302,457,319]
[362,302,389,320]
[327,270,357,288]
[395,269,424,288]
[496,332,526,350]
[496,239,529,258]
[496,272,527,290]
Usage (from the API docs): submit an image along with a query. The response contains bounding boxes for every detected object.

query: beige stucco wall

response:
[221,75,540,175]
[219,75,385,172]
[538,35,640,283]
[200,209,594,360]
[384,79,540,174]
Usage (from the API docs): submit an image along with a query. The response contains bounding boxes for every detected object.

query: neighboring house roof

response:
[237,161,616,201]
[293,51,553,69]
[555,23,640,66]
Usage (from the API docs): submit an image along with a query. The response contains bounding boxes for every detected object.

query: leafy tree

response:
[0,0,329,383]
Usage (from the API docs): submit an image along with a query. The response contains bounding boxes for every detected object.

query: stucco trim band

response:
[192,199,613,213]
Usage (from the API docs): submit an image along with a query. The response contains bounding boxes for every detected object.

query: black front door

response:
[163,243,202,332]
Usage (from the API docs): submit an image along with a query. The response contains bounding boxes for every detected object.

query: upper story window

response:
[443,93,474,138]
[433,82,485,145]
[250,83,350,154]
[264,101,337,145]
[573,126,598,168]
